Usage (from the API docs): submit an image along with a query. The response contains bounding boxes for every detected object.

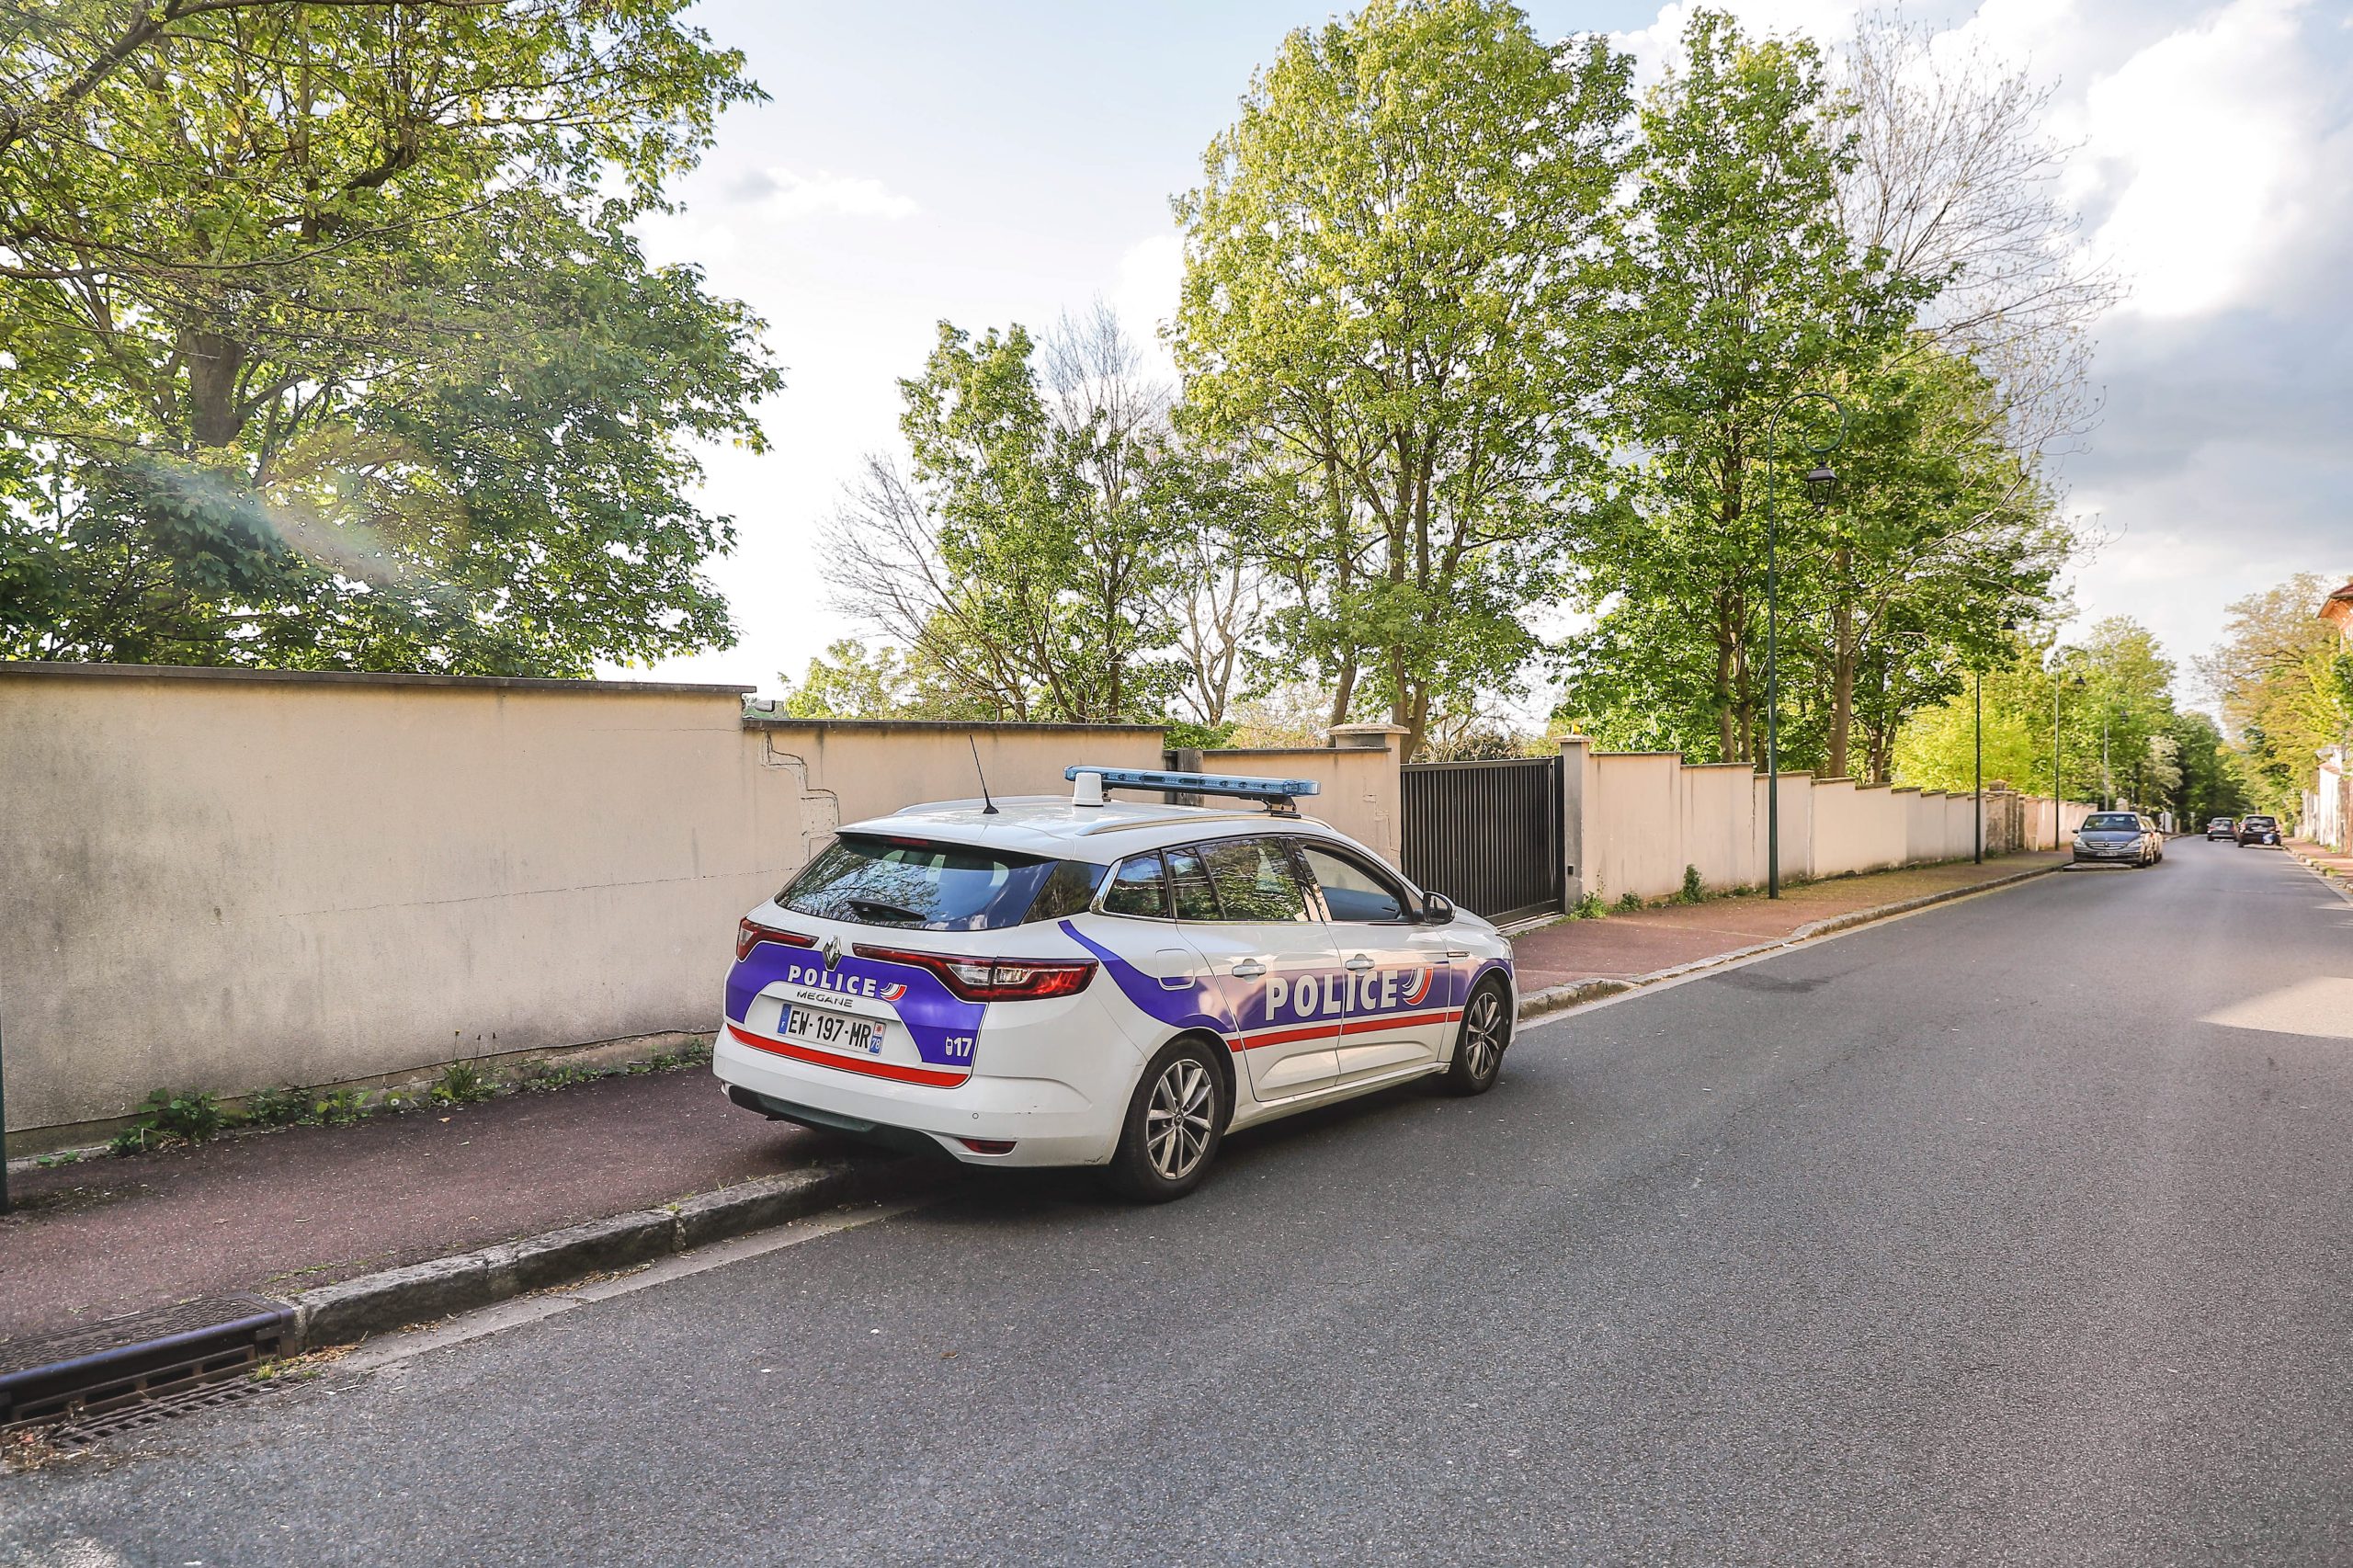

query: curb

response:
[286,1156,925,1351]
[2288,847,2353,907]
[1516,860,2064,1024]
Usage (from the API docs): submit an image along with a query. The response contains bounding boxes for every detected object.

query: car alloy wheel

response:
[1144,1057,1215,1182]
[1442,978,1511,1096]
[1108,1036,1229,1202]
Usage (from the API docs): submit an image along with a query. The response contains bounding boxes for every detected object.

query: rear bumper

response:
[713,1019,1125,1167]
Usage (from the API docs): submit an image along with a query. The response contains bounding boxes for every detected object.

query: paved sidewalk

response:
[0,1064,887,1345]
[1510,851,2068,994]
[2289,837,2353,882]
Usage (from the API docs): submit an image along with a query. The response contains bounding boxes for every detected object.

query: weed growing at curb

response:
[311,1088,373,1126]
[1679,865,1705,903]
[108,1087,228,1154]
[241,1085,307,1128]
[430,1061,498,1106]
[1568,886,1608,920]
[1615,891,1643,913]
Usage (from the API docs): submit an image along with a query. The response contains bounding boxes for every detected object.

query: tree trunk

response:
[1827,562,1856,778]
[182,330,245,448]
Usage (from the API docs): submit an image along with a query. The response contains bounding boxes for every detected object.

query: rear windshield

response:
[779,835,1104,932]
[2083,813,2141,830]
[2244,816,2276,827]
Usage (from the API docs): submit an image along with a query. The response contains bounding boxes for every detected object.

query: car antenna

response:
[969,734,999,815]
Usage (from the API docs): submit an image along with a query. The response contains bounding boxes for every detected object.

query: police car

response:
[715,766,1517,1200]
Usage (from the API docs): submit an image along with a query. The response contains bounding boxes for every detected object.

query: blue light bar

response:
[1065,766,1321,802]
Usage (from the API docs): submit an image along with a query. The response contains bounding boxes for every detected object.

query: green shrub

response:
[1679,865,1704,903]
[1616,891,1643,913]
[1569,887,1608,920]
[430,1062,497,1106]
[110,1086,230,1155]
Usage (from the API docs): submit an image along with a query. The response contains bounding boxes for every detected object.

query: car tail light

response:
[852,944,1095,1002]
[736,917,815,962]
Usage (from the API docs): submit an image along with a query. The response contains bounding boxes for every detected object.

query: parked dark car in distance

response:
[2238,814,2282,846]
[2206,817,2236,840]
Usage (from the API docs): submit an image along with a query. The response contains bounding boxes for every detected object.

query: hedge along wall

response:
[0,664,1163,1145]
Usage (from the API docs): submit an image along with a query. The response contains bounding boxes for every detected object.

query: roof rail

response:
[1066,765,1319,815]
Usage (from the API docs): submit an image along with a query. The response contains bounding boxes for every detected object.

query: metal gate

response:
[1398,756,1563,924]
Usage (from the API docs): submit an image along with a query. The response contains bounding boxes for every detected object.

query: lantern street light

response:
[1763,390,1848,899]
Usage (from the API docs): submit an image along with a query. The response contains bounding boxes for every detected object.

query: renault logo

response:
[821,936,843,971]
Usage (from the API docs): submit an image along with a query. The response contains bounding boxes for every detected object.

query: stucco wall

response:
[1198,743,1403,866]
[1561,737,2077,903]
[1,666,1165,1136]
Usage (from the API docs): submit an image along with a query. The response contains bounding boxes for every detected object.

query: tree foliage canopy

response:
[1173,0,1633,758]
[0,0,778,672]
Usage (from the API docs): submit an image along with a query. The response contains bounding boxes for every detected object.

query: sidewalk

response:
[1510,850,2068,993]
[2,851,2063,1357]
[0,1063,881,1345]
[2288,837,2353,883]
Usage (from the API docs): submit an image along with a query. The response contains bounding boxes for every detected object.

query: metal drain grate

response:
[0,1294,292,1435]
[33,1374,275,1449]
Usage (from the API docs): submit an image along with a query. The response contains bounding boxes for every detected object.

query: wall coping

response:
[1200,746,1367,759]
[0,659,753,697]
[744,713,1164,735]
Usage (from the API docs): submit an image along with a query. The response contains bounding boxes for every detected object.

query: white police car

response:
[715,766,1517,1200]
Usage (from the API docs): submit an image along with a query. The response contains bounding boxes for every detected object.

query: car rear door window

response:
[1199,836,1311,923]
[1165,845,1222,921]
[1101,852,1172,918]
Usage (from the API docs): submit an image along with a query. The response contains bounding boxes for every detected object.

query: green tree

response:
[1173,0,1633,759]
[2199,574,2351,817]
[775,639,990,722]
[0,0,777,672]
[825,310,1233,723]
[1563,9,1920,767]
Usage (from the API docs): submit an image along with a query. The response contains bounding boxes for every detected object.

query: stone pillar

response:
[1327,723,1408,862]
[1558,733,1595,906]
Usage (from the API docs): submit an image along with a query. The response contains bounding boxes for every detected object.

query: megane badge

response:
[821,935,843,971]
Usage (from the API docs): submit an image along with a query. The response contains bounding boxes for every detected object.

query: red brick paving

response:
[1509,852,2068,994]
[0,1065,856,1345]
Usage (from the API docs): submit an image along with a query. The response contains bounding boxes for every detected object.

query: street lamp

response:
[1763,390,1848,899]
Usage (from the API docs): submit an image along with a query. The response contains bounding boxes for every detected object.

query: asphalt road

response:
[7,841,2352,1566]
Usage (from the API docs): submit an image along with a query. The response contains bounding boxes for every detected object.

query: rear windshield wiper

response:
[846,896,927,925]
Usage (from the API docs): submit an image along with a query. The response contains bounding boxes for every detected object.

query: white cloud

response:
[731,167,919,222]
[2068,0,2320,318]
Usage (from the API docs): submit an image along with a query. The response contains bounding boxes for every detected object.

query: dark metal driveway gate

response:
[1398,756,1563,924]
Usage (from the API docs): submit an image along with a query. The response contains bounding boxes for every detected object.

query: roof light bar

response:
[1065,765,1320,812]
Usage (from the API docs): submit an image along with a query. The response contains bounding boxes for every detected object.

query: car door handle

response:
[1231,960,1267,978]
[1343,954,1375,971]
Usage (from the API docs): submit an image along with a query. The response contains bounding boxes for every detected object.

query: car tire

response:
[1440,977,1512,1096]
[1106,1036,1229,1203]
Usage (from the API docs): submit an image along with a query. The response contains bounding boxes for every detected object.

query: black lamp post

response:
[1763,390,1847,899]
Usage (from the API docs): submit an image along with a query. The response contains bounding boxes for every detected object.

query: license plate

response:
[783,1005,888,1056]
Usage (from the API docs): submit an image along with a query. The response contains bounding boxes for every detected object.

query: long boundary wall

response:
[1560,735,2096,905]
[0,665,1167,1141]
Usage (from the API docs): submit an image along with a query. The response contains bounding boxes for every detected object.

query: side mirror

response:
[1421,892,1457,926]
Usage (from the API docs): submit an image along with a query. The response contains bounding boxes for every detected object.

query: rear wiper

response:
[847,897,926,925]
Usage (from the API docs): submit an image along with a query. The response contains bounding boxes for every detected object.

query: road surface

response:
[6,841,2350,1566]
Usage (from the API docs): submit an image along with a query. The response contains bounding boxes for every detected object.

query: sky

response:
[608,0,2353,711]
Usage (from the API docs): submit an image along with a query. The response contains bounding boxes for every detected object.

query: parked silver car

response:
[2072,811,2161,868]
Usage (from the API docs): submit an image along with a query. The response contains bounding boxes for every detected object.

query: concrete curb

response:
[1516,861,2065,1024]
[2288,848,2353,907]
[286,1156,922,1351]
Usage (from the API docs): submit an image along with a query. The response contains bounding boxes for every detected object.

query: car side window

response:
[1100,852,1171,919]
[1165,845,1222,921]
[1198,836,1311,923]
[1297,844,1410,924]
